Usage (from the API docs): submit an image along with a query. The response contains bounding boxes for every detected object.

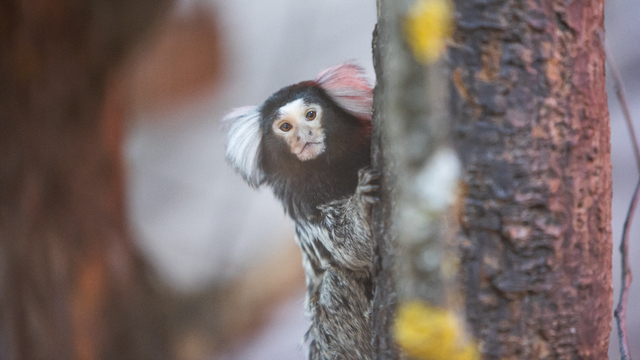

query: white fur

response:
[315,63,373,121]
[222,106,263,188]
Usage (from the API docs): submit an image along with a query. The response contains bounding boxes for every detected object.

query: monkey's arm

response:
[315,168,379,272]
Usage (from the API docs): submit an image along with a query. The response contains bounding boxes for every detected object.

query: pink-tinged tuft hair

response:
[222,106,263,188]
[315,63,373,121]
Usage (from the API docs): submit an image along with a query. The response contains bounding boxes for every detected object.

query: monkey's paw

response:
[356,167,381,205]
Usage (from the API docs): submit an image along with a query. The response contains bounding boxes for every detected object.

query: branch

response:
[614,178,639,360]
[607,46,636,360]
[607,47,640,173]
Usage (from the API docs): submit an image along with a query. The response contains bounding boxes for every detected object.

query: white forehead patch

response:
[277,99,309,120]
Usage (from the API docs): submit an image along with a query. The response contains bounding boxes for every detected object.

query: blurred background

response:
[108,0,640,358]
[119,1,375,359]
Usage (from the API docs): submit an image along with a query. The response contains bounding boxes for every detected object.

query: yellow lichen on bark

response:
[394,301,479,360]
[403,0,453,64]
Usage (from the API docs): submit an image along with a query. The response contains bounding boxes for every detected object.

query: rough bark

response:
[449,0,612,358]
[0,0,170,359]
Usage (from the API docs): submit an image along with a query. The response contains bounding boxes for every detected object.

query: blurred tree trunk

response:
[0,0,170,359]
[450,0,612,358]
[372,1,463,359]
[371,4,399,360]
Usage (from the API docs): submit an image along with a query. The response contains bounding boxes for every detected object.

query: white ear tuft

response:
[315,63,373,121]
[222,106,263,188]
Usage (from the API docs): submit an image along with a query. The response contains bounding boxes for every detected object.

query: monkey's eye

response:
[279,122,293,132]
[305,110,317,121]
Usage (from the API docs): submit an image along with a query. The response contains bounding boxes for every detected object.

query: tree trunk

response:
[450,0,612,358]
[0,1,170,359]
[371,4,399,360]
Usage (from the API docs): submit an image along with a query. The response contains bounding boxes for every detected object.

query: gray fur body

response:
[222,64,375,360]
[296,168,376,360]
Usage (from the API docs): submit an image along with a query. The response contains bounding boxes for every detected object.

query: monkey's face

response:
[224,63,372,188]
[272,98,325,161]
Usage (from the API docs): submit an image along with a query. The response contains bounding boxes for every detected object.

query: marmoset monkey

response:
[224,63,376,360]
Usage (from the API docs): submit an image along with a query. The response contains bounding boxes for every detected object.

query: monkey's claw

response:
[357,168,381,204]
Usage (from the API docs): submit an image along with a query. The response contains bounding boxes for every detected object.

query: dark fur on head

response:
[224,63,373,221]
[259,81,371,221]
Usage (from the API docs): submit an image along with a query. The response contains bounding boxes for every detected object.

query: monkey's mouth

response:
[297,142,325,161]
